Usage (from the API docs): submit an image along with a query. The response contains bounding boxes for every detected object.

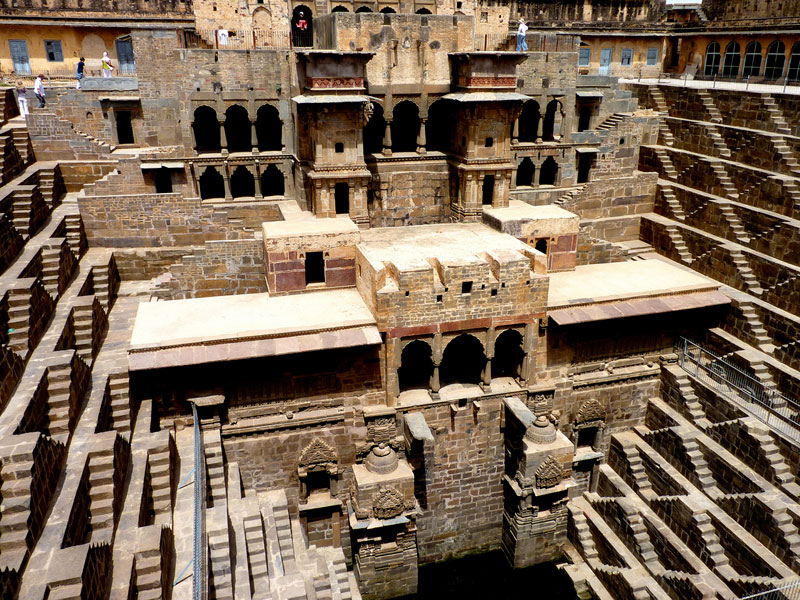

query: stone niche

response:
[502,398,574,568]
[449,52,526,91]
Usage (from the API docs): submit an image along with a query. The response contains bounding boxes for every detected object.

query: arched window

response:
[764,40,786,80]
[292,5,313,48]
[518,100,540,143]
[230,165,254,198]
[193,106,220,153]
[199,166,224,199]
[398,340,433,392]
[493,330,524,379]
[224,104,251,153]
[516,157,534,187]
[390,101,419,153]
[332,5,349,11]
[704,41,721,77]
[415,7,431,13]
[364,102,385,155]
[426,100,451,153]
[440,334,485,387]
[261,164,284,197]
[256,104,282,151]
[721,41,741,78]
[788,42,800,82]
[539,157,558,186]
[380,6,396,12]
[542,99,561,141]
[355,5,373,11]
[742,41,762,79]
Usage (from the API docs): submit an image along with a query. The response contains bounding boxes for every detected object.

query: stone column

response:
[418,119,427,154]
[222,164,232,200]
[253,164,263,199]
[219,119,228,155]
[190,121,198,150]
[250,119,259,153]
[482,327,495,391]
[512,118,519,144]
[431,333,442,399]
[383,120,392,156]
[535,112,543,142]
[520,321,536,385]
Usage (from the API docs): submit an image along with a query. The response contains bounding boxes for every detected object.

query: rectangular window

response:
[646,47,658,66]
[44,40,63,62]
[305,252,325,285]
[578,47,591,67]
[621,48,633,66]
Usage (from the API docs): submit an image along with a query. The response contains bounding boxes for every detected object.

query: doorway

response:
[599,48,612,76]
[115,111,134,144]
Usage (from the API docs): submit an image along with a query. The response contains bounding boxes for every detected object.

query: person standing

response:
[516,19,529,52]
[101,51,114,77]
[76,56,85,89]
[16,81,28,117]
[33,74,45,108]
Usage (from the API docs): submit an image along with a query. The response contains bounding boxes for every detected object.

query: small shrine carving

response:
[576,399,606,424]
[372,486,405,519]
[535,455,562,489]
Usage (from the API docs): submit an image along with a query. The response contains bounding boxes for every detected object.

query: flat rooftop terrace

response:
[547,260,729,324]
[128,288,380,370]
[358,222,534,270]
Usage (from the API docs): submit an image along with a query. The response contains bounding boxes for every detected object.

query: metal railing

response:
[741,579,800,600]
[185,28,294,50]
[192,402,207,600]
[675,337,800,443]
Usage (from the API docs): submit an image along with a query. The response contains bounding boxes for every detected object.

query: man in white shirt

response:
[516,20,528,52]
[34,74,45,108]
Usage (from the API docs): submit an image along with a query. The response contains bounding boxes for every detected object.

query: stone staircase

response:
[596,113,628,131]
[705,124,731,159]
[738,303,775,353]
[133,548,164,600]
[771,136,800,176]
[718,204,750,244]
[653,147,678,179]
[204,429,227,508]
[7,287,33,357]
[729,249,763,295]
[87,448,118,538]
[107,373,133,437]
[40,245,62,298]
[708,161,739,200]
[554,183,587,208]
[658,185,685,220]
[207,526,234,600]
[761,95,792,135]
[47,361,79,438]
[72,301,95,362]
[696,90,723,124]
[64,215,86,259]
[663,225,693,264]
[148,433,174,524]
[243,511,270,597]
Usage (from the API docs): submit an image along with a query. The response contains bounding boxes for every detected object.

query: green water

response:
[402,551,579,600]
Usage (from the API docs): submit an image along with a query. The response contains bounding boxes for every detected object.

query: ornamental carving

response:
[367,416,396,444]
[462,76,516,88]
[306,77,364,89]
[535,455,562,489]
[372,486,404,519]
[576,399,606,424]
[299,438,337,470]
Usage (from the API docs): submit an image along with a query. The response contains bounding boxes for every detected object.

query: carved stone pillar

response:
[253,164,263,199]
[520,322,536,385]
[190,121,198,150]
[250,119,258,153]
[219,119,228,154]
[383,120,393,156]
[535,112,543,142]
[418,118,427,154]
[431,333,442,399]
[512,118,519,144]
[222,164,232,200]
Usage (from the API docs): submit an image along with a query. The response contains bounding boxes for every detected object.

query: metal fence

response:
[741,579,800,600]
[192,402,207,600]
[675,337,800,443]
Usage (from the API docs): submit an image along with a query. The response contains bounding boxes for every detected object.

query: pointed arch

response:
[261,164,285,197]
[440,334,485,386]
[199,166,225,199]
[193,106,220,153]
[230,165,255,198]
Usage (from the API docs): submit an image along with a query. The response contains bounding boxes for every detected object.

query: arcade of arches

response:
[396,329,528,397]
